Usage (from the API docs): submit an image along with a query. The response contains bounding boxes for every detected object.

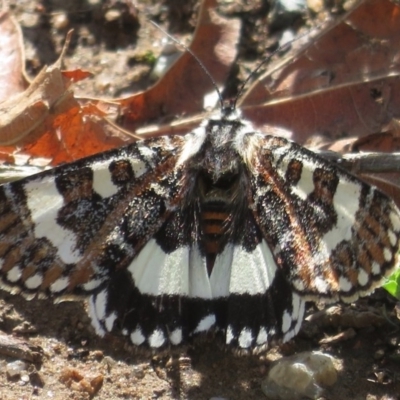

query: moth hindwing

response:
[0,110,399,350]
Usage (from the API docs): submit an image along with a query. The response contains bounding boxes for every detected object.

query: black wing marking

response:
[0,135,185,299]
[244,133,400,302]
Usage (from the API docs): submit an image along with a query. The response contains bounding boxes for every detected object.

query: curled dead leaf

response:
[0,31,74,147]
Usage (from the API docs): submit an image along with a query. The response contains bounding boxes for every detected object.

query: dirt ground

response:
[1,0,400,399]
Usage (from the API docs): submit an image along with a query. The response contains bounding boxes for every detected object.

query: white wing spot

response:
[50,276,69,293]
[82,278,104,291]
[105,312,117,331]
[289,157,315,200]
[137,143,157,166]
[321,178,361,253]
[130,327,145,345]
[188,245,212,299]
[7,266,21,282]
[128,240,189,296]
[291,293,301,321]
[94,289,107,321]
[314,276,329,293]
[294,301,305,334]
[226,325,234,345]
[384,248,392,262]
[25,274,43,289]
[339,276,352,292]
[281,311,292,333]
[390,211,400,232]
[388,230,397,247]
[238,327,253,348]
[210,245,233,297]
[229,240,277,295]
[88,296,105,336]
[371,261,381,274]
[148,329,165,348]
[130,159,148,178]
[256,327,268,345]
[358,269,369,286]
[194,314,215,333]
[169,328,183,345]
[23,179,82,264]
[92,163,119,198]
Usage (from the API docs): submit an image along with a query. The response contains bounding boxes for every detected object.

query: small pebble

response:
[6,360,28,380]
[262,351,337,400]
[132,365,145,379]
[52,13,69,30]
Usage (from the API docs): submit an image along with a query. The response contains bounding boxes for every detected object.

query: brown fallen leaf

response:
[343,119,400,160]
[0,16,132,166]
[0,0,240,166]
[0,30,77,147]
[108,0,241,131]
[239,0,400,146]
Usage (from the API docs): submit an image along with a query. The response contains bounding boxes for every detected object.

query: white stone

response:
[262,351,337,400]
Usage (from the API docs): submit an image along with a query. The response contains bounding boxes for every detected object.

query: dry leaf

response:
[113,0,241,131]
[0,20,132,165]
[239,0,400,145]
[0,0,240,165]
[0,10,28,99]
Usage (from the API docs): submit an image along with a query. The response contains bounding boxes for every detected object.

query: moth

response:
[0,103,399,351]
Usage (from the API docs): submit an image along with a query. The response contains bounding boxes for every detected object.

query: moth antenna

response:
[233,24,321,110]
[149,20,225,112]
